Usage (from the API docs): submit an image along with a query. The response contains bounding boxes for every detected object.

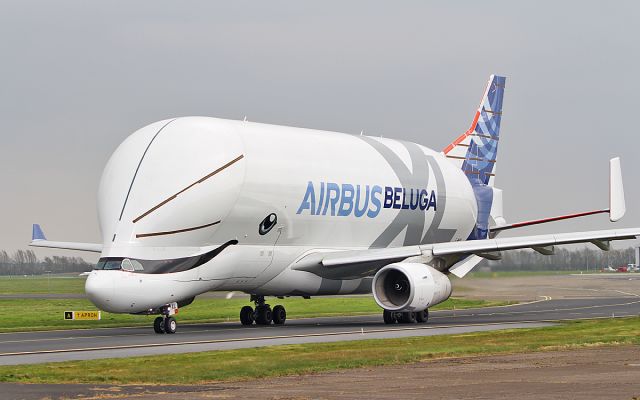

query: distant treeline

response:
[0,250,92,275]
[0,246,637,275]
[485,247,636,271]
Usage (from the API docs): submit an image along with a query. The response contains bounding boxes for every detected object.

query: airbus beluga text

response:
[31,75,639,334]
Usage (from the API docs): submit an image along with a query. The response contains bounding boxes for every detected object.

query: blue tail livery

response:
[443,75,506,239]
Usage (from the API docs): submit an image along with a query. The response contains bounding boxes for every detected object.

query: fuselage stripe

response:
[132,154,244,223]
[136,220,221,238]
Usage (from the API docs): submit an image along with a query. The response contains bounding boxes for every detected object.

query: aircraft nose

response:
[85,271,115,310]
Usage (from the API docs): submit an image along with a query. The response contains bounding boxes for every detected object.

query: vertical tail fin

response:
[32,224,47,241]
[443,75,506,240]
[443,74,506,187]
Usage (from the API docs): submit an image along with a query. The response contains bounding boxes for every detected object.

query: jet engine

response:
[372,263,452,311]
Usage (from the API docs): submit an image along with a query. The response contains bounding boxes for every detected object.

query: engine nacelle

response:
[372,263,452,311]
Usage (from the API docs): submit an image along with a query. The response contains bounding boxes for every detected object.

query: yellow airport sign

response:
[64,311,101,320]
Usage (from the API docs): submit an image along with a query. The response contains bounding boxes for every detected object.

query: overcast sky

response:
[1,1,639,261]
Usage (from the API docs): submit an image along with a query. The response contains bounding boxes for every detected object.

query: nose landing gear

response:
[153,316,164,333]
[153,303,179,334]
[239,295,287,326]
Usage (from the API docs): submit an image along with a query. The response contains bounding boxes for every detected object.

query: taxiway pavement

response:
[1,296,638,365]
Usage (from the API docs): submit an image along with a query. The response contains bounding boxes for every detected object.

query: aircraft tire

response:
[153,316,165,334]
[272,305,286,324]
[240,306,255,325]
[255,305,272,325]
[400,311,416,324]
[383,309,396,324]
[416,309,429,323]
[164,316,177,334]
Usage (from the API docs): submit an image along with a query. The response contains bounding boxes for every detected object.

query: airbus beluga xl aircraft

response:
[30,75,639,334]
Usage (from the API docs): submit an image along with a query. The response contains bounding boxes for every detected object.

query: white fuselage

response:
[86,117,478,313]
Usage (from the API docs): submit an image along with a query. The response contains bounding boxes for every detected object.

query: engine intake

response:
[372,263,452,311]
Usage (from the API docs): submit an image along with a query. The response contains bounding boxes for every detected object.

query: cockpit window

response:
[93,240,237,274]
[130,259,144,271]
[95,258,125,270]
[121,259,133,272]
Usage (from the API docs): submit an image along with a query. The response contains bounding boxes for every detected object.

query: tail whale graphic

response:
[443,75,506,240]
[443,74,506,187]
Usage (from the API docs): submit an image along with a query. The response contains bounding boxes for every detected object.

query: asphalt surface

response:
[1,296,639,366]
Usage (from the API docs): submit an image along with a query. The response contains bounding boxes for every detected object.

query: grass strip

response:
[1,317,637,384]
[0,297,509,333]
[0,276,86,295]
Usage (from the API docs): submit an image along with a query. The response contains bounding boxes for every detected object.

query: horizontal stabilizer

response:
[29,224,103,253]
[491,157,626,233]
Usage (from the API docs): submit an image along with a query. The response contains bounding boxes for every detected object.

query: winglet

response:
[32,224,47,241]
[609,157,625,222]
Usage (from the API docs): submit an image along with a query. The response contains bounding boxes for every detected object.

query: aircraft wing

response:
[430,228,639,256]
[292,228,640,279]
[29,224,103,253]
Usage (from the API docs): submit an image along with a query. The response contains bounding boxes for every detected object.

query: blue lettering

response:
[316,182,325,215]
[296,181,316,215]
[383,186,393,208]
[300,182,435,218]
[393,187,402,209]
[368,185,382,218]
[354,185,370,218]
[338,184,355,216]
[427,190,437,211]
[322,182,340,216]
[419,189,429,210]
[401,188,409,209]
[409,188,419,210]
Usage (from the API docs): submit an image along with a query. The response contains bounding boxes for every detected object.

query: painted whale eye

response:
[259,213,277,235]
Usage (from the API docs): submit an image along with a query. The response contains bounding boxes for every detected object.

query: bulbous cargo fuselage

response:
[86,117,478,313]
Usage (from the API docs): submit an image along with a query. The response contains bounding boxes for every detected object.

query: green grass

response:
[0,275,86,295]
[0,296,508,333]
[1,317,637,384]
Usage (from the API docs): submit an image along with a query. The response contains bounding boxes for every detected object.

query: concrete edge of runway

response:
[0,321,556,365]
[0,296,550,337]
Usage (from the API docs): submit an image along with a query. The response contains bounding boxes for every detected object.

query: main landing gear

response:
[383,309,429,324]
[153,303,179,334]
[240,295,287,326]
